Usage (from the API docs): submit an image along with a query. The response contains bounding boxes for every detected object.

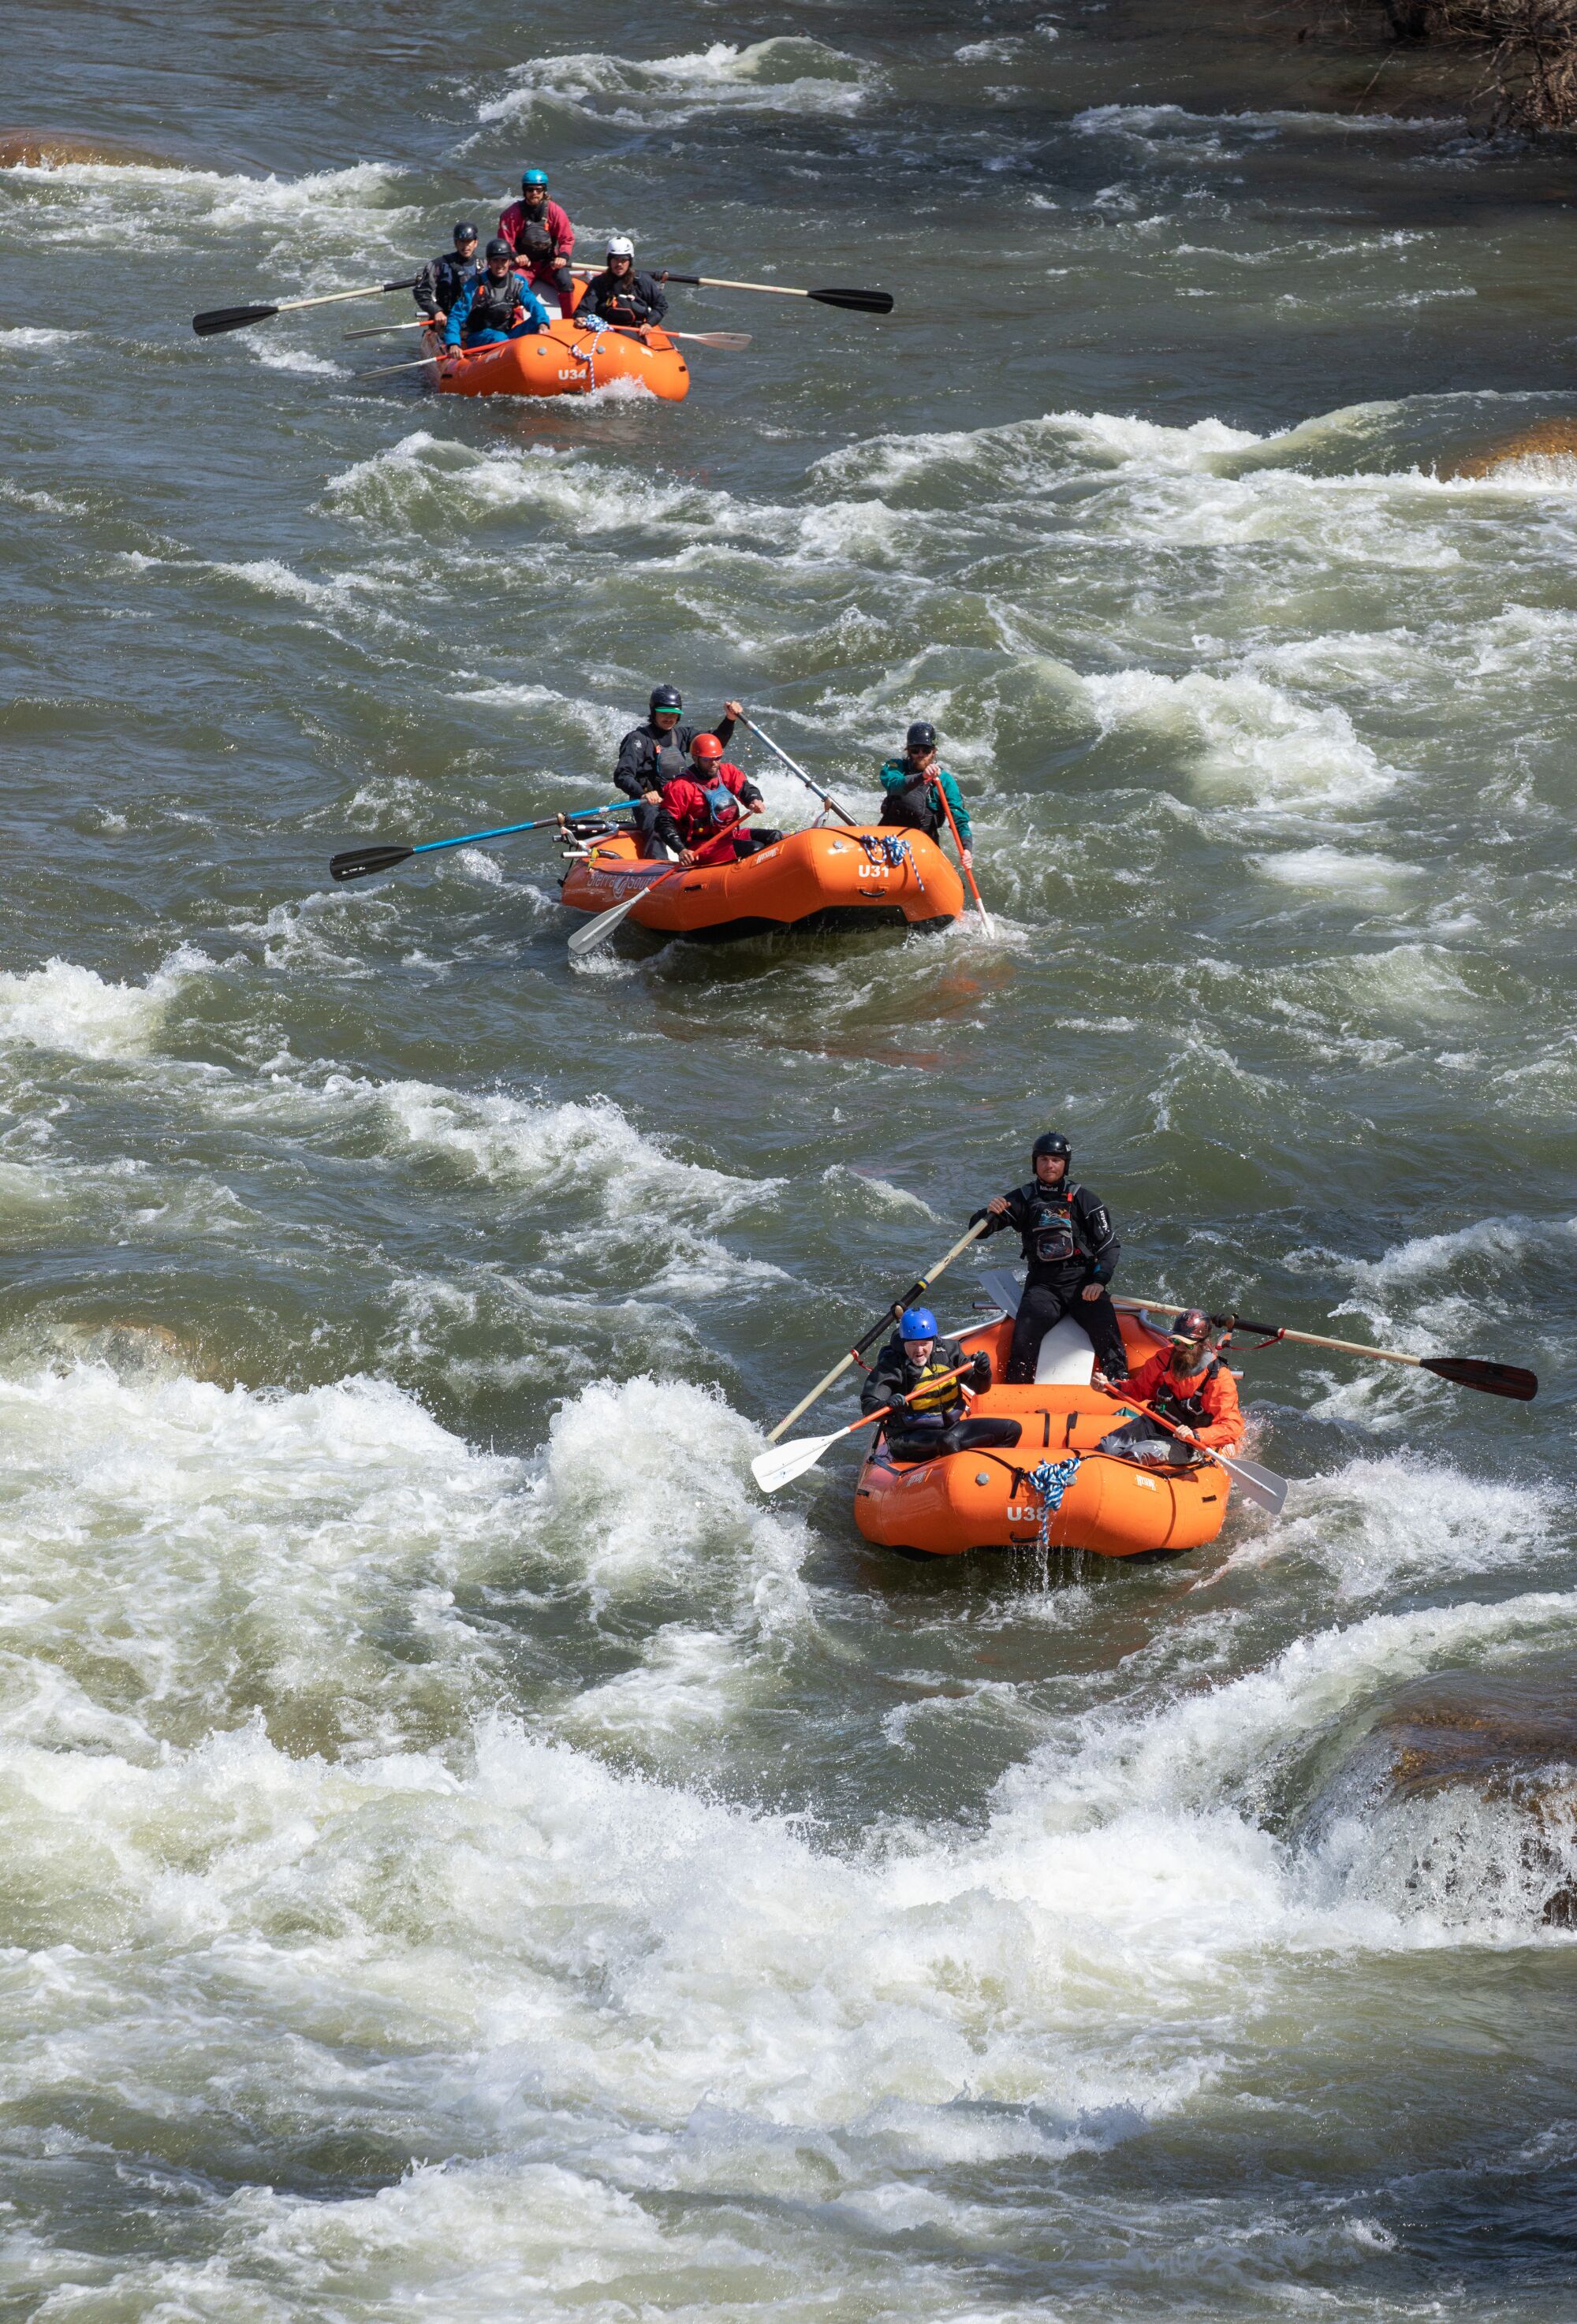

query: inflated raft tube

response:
[854,1308,1232,1559]
[420,315,689,402]
[559,825,964,942]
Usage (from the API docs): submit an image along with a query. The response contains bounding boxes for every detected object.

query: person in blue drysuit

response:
[444,238,552,353]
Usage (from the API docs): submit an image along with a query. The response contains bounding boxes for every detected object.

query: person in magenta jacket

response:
[496,169,575,311]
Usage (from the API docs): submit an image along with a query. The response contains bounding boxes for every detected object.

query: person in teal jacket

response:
[878,721,973,866]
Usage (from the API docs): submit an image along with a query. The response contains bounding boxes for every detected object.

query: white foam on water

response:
[1270,1455,1558,1597]
[0,949,208,1062]
[474,38,876,131]
[1250,847,1420,896]
[1082,666,1392,806]
[0,325,80,352]
[0,1363,521,1753]
[311,1077,762,1216]
[246,341,349,378]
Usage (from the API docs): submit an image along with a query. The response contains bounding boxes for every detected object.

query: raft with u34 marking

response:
[558,824,965,942]
[855,1302,1234,1559]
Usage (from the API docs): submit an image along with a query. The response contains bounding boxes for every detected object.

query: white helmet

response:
[606,234,636,259]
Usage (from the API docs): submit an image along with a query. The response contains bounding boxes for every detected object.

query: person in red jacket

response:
[1096,1308,1243,1463]
[654,733,782,864]
[497,169,575,312]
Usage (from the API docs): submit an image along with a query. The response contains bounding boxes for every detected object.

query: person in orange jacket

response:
[653,732,782,864]
[1096,1308,1243,1463]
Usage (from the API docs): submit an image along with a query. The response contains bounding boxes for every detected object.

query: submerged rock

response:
[0,128,187,169]
[1441,419,1577,479]
[1311,1665,1577,1930]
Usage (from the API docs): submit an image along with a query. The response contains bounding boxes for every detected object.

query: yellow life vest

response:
[905,1354,962,1416]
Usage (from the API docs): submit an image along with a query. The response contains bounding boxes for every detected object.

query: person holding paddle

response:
[497,168,576,313]
[579,237,669,330]
[613,685,743,805]
[653,732,781,864]
[859,1308,1020,1466]
[971,1132,1130,1384]
[878,722,973,867]
[1096,1308,1243,1464]
[412,222,479,322]
[443,241,550,354]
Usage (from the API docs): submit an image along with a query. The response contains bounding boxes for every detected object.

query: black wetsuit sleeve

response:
[713,713,736,751]
[412,258,442,317]
[968,1189,1020,1238]
[652,804,684,853]
[643,274,669,324]
[613,730,652,799]
[1076,1187,1120,1283]
[861,1337,905,1413]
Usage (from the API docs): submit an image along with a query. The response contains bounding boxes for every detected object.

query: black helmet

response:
[1169,1307,1211,1349]
[1031,1131,1071,1166]
[484,236,513,262]
[906,720,937,754]
[650,683,683,713]
[453,221,479,244]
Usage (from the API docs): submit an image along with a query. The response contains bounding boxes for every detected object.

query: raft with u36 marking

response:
[419,314,690,401]
[558,825,965,942]
[855,1304,1233,1559]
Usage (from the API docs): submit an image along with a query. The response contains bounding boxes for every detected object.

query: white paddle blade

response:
[692,331,751,350]
[1218,1454,1287,1516]
[751,1430,843,1493]
[567,891,647,958]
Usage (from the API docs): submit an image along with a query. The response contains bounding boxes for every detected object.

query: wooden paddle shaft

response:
[1113,1293,1426,1371]
[934,783,990,931]
[767,1218,990,1442]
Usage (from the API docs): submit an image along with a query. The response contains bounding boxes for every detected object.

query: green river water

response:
[1,2,1574,2316]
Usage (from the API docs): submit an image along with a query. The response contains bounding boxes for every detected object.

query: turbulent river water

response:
[2,1,1576,2315]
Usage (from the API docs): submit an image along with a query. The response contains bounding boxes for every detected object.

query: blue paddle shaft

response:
[408,804,627,858]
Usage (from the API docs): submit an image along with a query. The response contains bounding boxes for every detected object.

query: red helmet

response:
[689,732,725,760]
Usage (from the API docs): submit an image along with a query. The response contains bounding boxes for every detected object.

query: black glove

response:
[885,1390,909,1415]
[970,1352,991,1390]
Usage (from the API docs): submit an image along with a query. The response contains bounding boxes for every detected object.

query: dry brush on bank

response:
[1313,0,1577,126]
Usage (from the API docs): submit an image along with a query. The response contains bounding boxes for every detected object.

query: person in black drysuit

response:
[859,1307,1021,1466]
[970,1132,1129,1384]
[579,236,669,328]
[413,222,479,321]
[613,684,744,850]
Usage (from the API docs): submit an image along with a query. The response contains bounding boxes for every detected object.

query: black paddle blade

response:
[192,303,279,337]
[808,286,894,315]
[329,843,412,884]
[1422,1356,1538,1402]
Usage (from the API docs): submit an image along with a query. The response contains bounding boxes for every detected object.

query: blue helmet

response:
[521,168,549,190]
[899,1306,938,1341]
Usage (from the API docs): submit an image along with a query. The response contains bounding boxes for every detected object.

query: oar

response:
[1095,1384,1288,1516]
[752,1362,975,1494]
[343,321,431,340]
[741,713,856,824]
[566,802,770,956]
[603,326,754,351]
[1112,1294,1537,1403]
[356,351,464,381]
[934,784,994,937]
[565,865,684,957]
[570,265,892,315]
[192,278,417,337]
[767,1217,991,1443]
[330,804,625,885]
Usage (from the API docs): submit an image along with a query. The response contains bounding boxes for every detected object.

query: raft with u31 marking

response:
[558,824,965,942]
[855,1305,1233,1559]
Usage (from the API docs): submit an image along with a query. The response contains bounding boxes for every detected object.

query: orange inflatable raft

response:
[559,825,965,942]
[855,1293,1232,1559]
[419,315,689,402]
